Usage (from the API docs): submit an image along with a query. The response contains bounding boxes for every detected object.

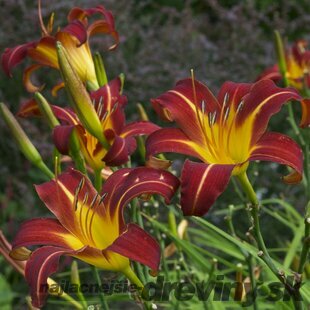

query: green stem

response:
[297,202,310,275]
[123,267,152,310]
[246,255,259,310]
[69,132,87,174]
[225,203,259,310]
[47,278,83,309]
[237,172,303,310]
[94,169,103,192]
[91,266,109,310]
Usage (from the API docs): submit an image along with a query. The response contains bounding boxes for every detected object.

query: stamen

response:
[87,193,107,246]
[76,178,85,194]
[223,93,229,107]
[190,69,220,160]
[111,102,119,114]
[99,192,108,205]
[211,111,217,126]
[97,102,104,119]
[90,193,99,208]
[73,178,85,211]
[201,100,206,114]
[236,100,244,114]
[78,191,89,242]
[101,111,108,122]
[82,192,89,206]
[208,112,212,127]
[98,96,104,107]
[38,0,49,36]
[224,106,230,121]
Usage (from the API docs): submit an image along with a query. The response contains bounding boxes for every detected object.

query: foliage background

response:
[0,0,310,308]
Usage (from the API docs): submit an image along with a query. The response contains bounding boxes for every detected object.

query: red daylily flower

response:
[258,40,310,91]
[10,168,180,308]
[18,78,160,170]
[146,78,303,216]
[1,2,119,93]
[258,40,310,127]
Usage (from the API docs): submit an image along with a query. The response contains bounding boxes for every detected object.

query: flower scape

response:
[0,1,309,309]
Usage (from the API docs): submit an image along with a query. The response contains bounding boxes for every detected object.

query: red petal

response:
[61,20,87,45]
[90,78,127,134]
[53,125,75,154]
[107,223,160,271]
[100,168,131,201]
[68,5,119,50]
[35,169,102,236]
[121,121,160,138]
[1,42,36,77]
[51,81,65,97]
[103,135,136,166]
[236,79,301,145]
[181,160,234,216]
[300,98,310,128]
[108,167,180,228]
[11,218,81,252]
[23,64,45,93]
[217,81,251,110]
[25,246,75,308]
[17,99,78,125]
[87,20,119,50]
[256,64,282,83]
[17,99,41,118]
[152,78,220,144]
[146,128,208,161]
[27,36,58,68]
[249,132,303,184]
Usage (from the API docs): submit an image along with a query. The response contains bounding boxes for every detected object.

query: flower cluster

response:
[0,2,309,309]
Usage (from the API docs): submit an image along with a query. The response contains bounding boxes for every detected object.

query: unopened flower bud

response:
[56,42,109,150]
[0,103,53,178]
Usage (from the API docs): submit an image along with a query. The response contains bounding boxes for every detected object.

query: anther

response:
[82,192,89,206]
[223,92,229,107]
[76,178,85,195]
[201,100,206,114]
[111,102,119,113]
[97,102,104,119]
[101,111,108,122]
[208,112,212,126]
[236,100,244,113]
[90,193,99,208]
[224,106,230,121]
[98,96,104,107]
[211,111,217,126]
[73,178,85,211]
[99,192,108,205]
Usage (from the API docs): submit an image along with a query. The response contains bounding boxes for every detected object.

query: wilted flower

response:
[146,78,303,216]
[10,168,179,308]
[1,1,119,93]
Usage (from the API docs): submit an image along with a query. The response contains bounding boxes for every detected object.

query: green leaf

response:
[0,274,14,310]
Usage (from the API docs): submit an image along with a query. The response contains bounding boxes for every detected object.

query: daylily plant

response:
[18,77,160,170]
[258,40,310,91]
[10,168,179,308]
[146,78,303,216]
[1,2,118,94]
[257,39,310,128]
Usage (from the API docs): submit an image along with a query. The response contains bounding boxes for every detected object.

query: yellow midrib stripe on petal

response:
[191,164,213,214]
[111,180,175,223]
[239,91,294,156]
